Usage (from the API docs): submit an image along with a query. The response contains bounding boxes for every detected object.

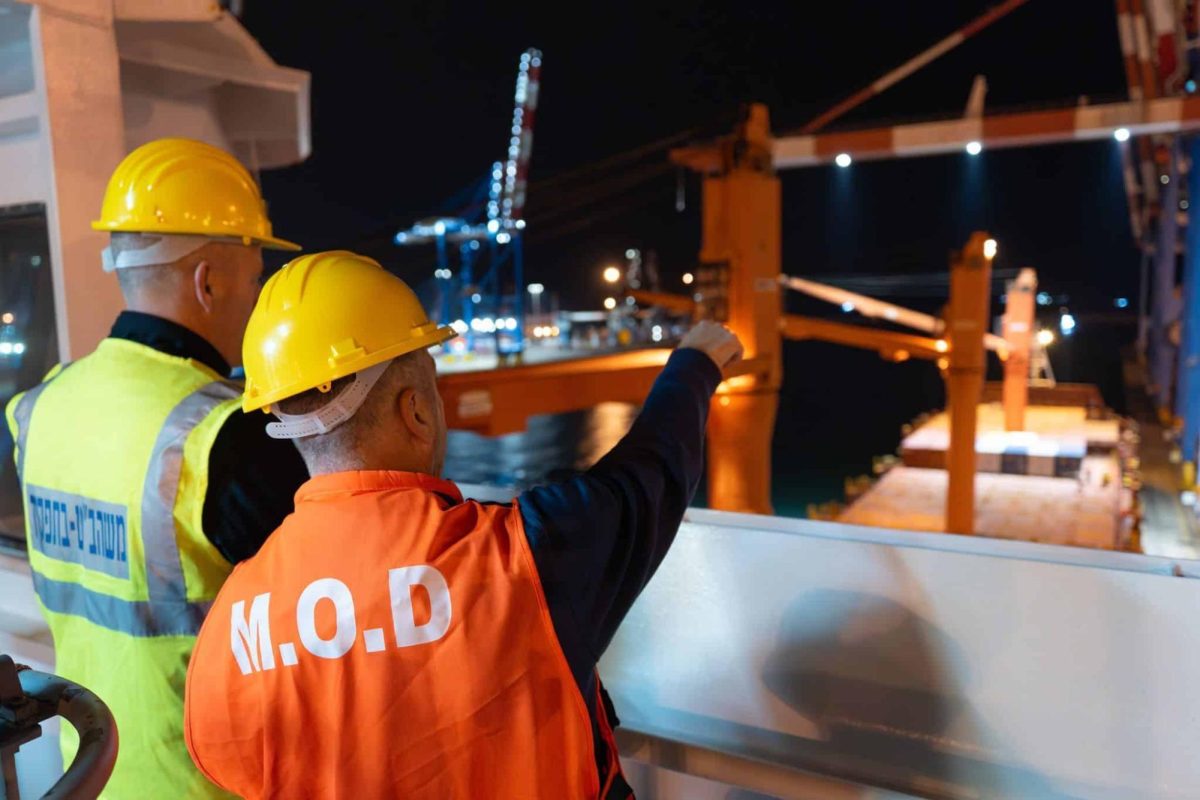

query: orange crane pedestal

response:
[689,106,783,514]
[945,234,995,534]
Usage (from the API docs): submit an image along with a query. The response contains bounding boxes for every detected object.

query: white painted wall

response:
[601,510,1200,799]
[122,85,231,153]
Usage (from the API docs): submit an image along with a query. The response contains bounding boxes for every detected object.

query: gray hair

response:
[276,352,429,473]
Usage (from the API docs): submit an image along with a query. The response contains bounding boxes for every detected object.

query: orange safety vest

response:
[185,471,626,799]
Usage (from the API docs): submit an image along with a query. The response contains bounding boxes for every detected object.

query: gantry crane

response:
[395,48,542,355]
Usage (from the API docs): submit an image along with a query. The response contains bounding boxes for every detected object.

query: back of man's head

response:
[110,232,194,301]
[110,232,264,368]
[276,352,437,476]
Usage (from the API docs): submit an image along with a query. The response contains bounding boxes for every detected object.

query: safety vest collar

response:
[295,470,465,506]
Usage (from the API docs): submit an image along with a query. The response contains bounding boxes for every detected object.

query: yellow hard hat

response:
[91,137,299,250]
[242,251,454,412]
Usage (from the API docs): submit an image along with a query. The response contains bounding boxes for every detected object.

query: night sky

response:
[242,0,1138,310]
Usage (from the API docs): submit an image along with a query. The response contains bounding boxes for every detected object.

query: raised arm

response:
[518,322,742,680]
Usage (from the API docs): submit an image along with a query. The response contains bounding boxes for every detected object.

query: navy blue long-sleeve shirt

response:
[516,347,722,791]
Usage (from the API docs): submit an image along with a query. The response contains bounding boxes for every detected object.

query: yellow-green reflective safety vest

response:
[6,338,242,799]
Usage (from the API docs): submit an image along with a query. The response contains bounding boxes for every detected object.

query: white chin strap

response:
[266,361,391,440]
[102,233,238,271]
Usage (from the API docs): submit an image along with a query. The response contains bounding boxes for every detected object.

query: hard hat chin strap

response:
[101,233,242,271]
[265,361,391,440]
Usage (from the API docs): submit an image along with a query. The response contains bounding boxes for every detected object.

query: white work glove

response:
[679,320,744,371]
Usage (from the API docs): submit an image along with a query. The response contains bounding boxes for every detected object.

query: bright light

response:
[841,301,855,313]
[1161,174,1170,185]
[935,339,949,353]
[1036,291,1052,306]
[471,293,482,303]
[433,221,446,236]
[682,272,694,285]
[835,153,852,168]
[1188,79,1198,94]
[13,343,24,355]
[983,238,998,259]
[528,283,545,296]
[451,319,468,334]
[496,232,512,244]
[965,141,982,156]
[1036,329,1055,347]
[0,343,12,355]
[1060,312,1076,336]
[486,219,500,234]
[625,248,638,259]
[603,297,617,310]
[1,313,11,324]
[1114,297,1130,309]
[515,219,526,229]
[651,325,663,342]
[1113,127,1131,142]
[603,266,621,284]
[504,317,518,330]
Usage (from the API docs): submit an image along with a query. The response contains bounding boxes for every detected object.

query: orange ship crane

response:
[438,105,1003,531]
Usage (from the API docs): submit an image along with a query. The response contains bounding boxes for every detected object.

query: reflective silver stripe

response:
[32,570,212,637]
[140,381,239,606]
[10,368,68,482]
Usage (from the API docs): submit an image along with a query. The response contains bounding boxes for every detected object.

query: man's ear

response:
[398,387,434,444]
[193,260,214,314]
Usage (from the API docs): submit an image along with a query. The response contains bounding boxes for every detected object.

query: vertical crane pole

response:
[700,105,782,514]
[501,49,541,226]
[1175,136,1200,486]
[1002,268,1037,431]
[945,233,995,534]
[500,49,541,354]
[1151,141,1181,415]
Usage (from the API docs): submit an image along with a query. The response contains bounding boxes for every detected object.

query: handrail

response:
[0,655,118,800]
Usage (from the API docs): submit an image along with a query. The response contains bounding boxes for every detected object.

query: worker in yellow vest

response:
[5,138,309,798]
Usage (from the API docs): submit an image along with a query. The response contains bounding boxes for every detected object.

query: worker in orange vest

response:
[184,251,743,799]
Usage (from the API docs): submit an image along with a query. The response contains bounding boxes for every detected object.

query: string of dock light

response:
[833,127,1134,169]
